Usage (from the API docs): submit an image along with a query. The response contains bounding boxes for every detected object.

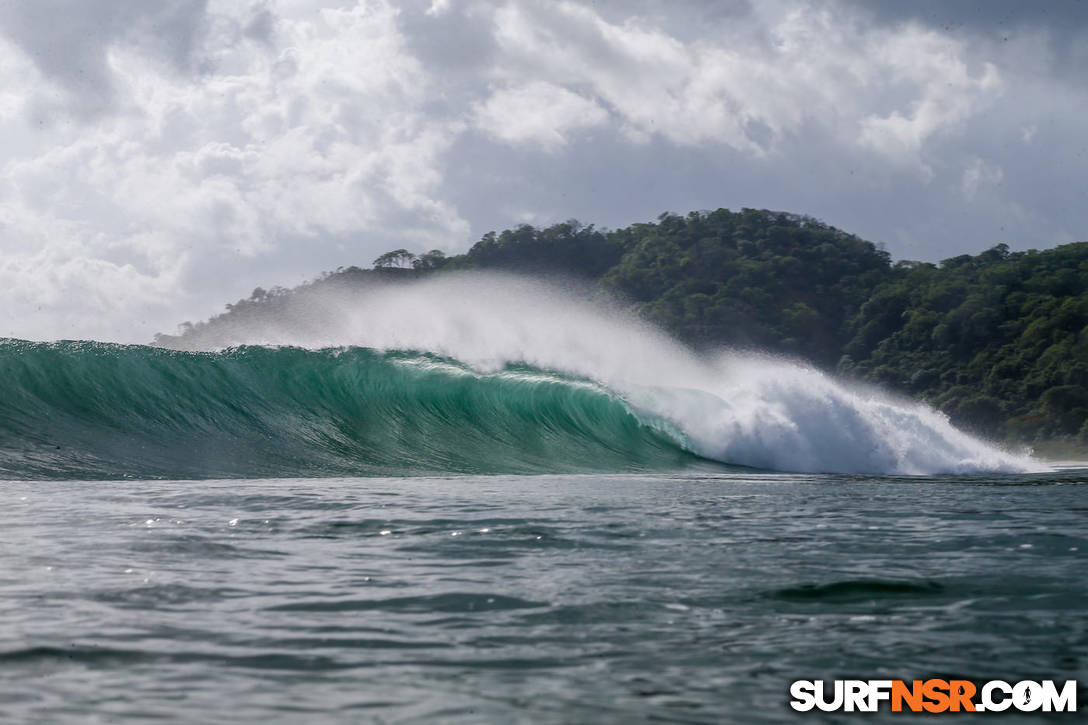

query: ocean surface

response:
[2,470,1085,723]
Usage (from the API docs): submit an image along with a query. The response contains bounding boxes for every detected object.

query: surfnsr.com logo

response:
[790,679,1078,713]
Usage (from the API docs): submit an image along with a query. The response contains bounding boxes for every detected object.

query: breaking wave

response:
[0,275,1043,478]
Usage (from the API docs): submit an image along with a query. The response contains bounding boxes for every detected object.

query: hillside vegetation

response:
[157,208,1088,446]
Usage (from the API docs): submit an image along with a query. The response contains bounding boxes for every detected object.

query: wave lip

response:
[633,356,1044,476]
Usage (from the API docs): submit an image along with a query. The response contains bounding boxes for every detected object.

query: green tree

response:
[373,249,417,269]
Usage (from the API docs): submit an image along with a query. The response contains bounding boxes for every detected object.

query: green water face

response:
[0,341,703,479]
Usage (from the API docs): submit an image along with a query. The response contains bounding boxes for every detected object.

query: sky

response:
[0,0,1086,341]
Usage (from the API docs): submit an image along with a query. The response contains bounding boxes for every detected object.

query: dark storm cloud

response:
[243,7,277,45]
[0,0,207,117]
[843,0,1088,75]
[399,2,497,73]
[844,0,1088,34]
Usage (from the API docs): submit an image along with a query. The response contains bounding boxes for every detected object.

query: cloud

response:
[0,0,207,119]
[0,0,469,340]
[425,0,453,18]
[961,158,1004,201]
[856,24,1002,169]
[486,1,1002,163]
[841,0,1088,38]
[473,81,608,151]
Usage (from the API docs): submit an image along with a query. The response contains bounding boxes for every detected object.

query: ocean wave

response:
[0,276,1043,478]
[0,341,698,479]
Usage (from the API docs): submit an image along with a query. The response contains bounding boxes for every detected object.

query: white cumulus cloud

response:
[473,81,608,151]
[488,1,1003,161]
[0,0,469,340]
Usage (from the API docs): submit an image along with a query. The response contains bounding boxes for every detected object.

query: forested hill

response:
[157,208,1088,445]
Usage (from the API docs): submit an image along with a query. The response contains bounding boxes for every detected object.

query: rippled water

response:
[2,470,1085,723]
